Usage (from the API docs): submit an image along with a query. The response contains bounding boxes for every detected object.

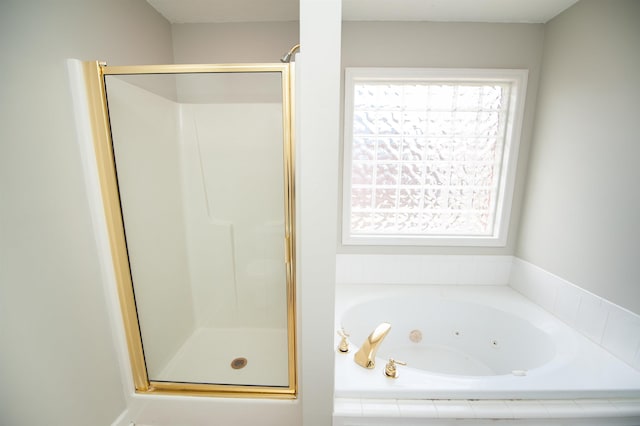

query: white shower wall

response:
[108,75,288,379]
[179,102,288,330]
[106,78,194,377]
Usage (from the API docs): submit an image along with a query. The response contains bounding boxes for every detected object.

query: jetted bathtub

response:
[335,285,640,400]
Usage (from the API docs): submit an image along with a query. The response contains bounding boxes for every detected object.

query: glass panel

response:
[401,138,427,161]
[352,187,373,209]
[353,110,377,135]
[375,163,400,185]
[400,163,423,185]
[352,137,376,160]
[353,84,378,110]
[398,188,423,209]
[349,79,512,238]
[378,84,403,110]
[374,188,398,209]
[352,162,374,185]
[377,110,402,135]
[376,137,401,161]
[104,71,290,388]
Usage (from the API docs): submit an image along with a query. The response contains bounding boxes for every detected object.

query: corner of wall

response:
[510,258,640,371]
[67,59,135,402]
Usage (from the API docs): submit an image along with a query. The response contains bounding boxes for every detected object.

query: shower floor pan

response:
[155,327,289,387]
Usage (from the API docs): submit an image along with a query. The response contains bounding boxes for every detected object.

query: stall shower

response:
[98,66,294,394]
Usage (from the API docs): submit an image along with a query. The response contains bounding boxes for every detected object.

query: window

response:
[342,68,528,246]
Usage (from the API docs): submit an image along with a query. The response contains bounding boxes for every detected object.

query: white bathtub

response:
[335,285,640,400]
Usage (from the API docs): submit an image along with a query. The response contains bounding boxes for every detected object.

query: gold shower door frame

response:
[82,61,297,398]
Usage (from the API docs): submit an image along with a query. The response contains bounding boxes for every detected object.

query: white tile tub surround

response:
[337,255,640,370]
[335,285,640,400]
[335,254,513,286]
[510,258,640,370]
[334,398,640,425]
[334,255,640,424]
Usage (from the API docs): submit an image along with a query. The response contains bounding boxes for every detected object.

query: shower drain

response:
[230,357,248,370]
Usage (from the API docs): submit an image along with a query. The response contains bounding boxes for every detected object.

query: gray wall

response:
[340,21,545,255]
[171,21,300,63]
[0,1,174,425]
[517,0,640,315]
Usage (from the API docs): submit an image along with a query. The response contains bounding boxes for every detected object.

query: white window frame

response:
[342,67,528,246]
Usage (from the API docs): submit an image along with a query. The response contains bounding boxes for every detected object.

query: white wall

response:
[171,21,300,64]
[517,0,640,315]
[298,1,342,425]
[0,1,174,425]
[106,77,195,378]
[340,21,545,255]
[180,102,287,329]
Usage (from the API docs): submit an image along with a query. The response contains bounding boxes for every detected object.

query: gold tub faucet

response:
[354,322,391,369]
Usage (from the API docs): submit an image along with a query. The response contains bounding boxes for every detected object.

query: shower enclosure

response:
[82,60,296,398]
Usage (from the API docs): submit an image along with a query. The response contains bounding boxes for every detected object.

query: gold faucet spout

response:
[354,322,391,369]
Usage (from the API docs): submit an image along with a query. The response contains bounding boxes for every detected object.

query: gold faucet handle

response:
[384,358,407,378]
[337,329,350,353]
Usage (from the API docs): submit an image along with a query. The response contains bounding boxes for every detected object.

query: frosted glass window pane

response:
[450,164,494,186]
[401,163,423,185]
[424,189,446,209]
[379,85,403,110]
[352,137,376,160]
[373,213,397,231]
[454,112,480,136]
[351,212,371,231]
[347,75,518,240]
[425,164,450,186]
[354,85,379,110]
[472,190,492,210]
[423,213,446,232]
[404,85,428,109]
[427,112,453,136]
[402,111,426,135]
[374,189,398,209]
[375,164,400,185]
[377,111,402,135]
[353,111,377,135]
[425,139,442,161]
[477,112,502,137]
[428,85,455,110]
[352,162,374,185]
[397,213,423,231]
[465,138,497,162]
[401,138,427,161]
[450,139,468,161]
[376,138,401,161]
[456,86,482,110]
[352,188,373,209]
[398,189,423,209]
[481,86,506,110]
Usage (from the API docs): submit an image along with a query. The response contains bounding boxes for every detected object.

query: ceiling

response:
[147,0,299,23]
[343,0,579,23]
[147,0,579,24]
